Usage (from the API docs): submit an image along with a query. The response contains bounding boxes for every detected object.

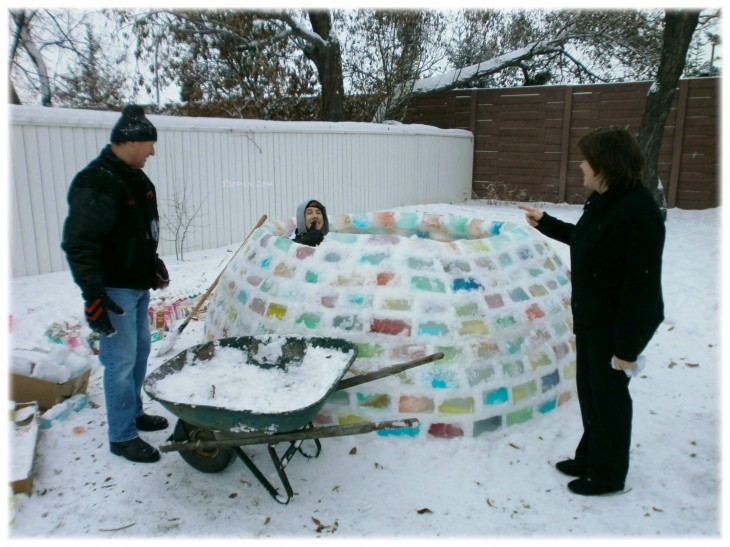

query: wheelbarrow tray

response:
[144,335,358,433]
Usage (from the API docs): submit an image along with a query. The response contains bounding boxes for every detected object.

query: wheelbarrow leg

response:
[231,424,321,505]
[293,422,322,459]
[232,446,293,504]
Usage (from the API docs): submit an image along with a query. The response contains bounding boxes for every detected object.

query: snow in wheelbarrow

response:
[143,335,358,434]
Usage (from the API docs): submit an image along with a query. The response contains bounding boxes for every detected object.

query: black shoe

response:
[568,477,624,496]
[136,413,169,432]
[555,458,587,477]
[110,437,161,463]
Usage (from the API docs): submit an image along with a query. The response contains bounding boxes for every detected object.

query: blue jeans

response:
[98,288,151,443]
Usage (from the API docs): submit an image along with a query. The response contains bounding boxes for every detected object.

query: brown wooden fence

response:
[404,77,720,209]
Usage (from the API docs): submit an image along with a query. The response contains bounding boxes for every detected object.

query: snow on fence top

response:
[9,104,471,137]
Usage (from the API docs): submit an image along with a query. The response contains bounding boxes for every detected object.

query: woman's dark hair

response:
[577,127,645,191]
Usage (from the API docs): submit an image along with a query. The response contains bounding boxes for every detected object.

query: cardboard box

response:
[10,368,91,411]
[10,402,40,496]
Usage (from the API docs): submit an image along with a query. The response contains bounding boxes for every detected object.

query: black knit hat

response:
[110,105,157,143]
[306,200,324,212]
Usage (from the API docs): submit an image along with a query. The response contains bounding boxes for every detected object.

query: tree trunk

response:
[638,10,700,215]
[306,10,345,121]
[9,80,22,104]
[11,9,53,106]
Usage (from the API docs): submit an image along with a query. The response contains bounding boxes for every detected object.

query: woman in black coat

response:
[519,127,665,496]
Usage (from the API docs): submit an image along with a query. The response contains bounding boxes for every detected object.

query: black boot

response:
[110,437,161,463]
[568,477,624,496]
[135,413,169,432]
[555,459,588,477]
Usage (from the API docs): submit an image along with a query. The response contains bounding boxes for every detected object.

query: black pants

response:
[573,335,632,488]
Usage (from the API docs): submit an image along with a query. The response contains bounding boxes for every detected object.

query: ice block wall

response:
[204,211,576,438]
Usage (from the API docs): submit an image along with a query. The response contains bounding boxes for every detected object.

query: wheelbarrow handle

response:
[334,351,445,392]
[161,417,420,453]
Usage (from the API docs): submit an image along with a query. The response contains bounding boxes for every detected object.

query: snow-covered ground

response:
[4,201,724,542]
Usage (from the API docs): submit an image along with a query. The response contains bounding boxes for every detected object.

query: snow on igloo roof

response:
[204,210,576,439]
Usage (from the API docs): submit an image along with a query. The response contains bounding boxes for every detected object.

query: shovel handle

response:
[175,214,267,334]
[335,352,444,391]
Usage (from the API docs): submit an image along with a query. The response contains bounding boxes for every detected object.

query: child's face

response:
[304,207,324,230]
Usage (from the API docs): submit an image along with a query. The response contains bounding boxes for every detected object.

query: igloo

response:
[204,211,576,439]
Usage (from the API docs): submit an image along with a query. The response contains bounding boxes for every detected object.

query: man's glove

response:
[294,221,324,247]
[84,295,124,337]
[155,257,170,289]
[295,229,324,247]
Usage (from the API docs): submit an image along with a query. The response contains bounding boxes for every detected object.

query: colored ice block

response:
[512,380,538,402]
[355,342,385,358]
[525,303,545,320]
[382,298,411,311]
[438,397,475,414]
[538,397,557,414]
[274,263,296,278]
[333,314,363,331]
[508,287,530,302]
[529,284,548,297]
[410,276,446,292]
[477,342,500,359]
[529,353,552,369]
[247,275,263,287]
[295,313,320,329]
[485,294,505,309]
[465,365,496,386]
[506,407,533,426]
[474,257,498,271]
[541,369,561,392]
[249,298,265,316]
[360,253,389,265]
[496,315,517,328]
[485,387,509,405]
[455,302,479,316]
[236,290,248,305]
[274,237,293,252]
[370,318,412,336]
[418,321,449,336]
[376,272,396,286]
[458,320,489,335]
[356,393,391,408]
[502,359,525,377]
[428,423,464,438]
[398,395,435,413]
[377,424,420,437]
[266,303,286,319]
[453,277,483,291]
[473,415,502,436]
[408,257,434,270]
[295,245,316,260]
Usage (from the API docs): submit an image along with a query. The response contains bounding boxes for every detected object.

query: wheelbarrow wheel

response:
[173,419,233,473]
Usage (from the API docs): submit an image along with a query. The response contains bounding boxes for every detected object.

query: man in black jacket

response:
[62,105,170,463]
[519,127,665,495]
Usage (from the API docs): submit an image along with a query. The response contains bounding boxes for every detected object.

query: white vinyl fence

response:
[8,105,473,277]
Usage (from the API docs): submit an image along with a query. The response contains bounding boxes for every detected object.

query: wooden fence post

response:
[667,79,689,209]
[470,91,478,197]
[557,86,574,203]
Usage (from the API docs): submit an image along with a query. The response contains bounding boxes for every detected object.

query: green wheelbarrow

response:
[143,335,443,504]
